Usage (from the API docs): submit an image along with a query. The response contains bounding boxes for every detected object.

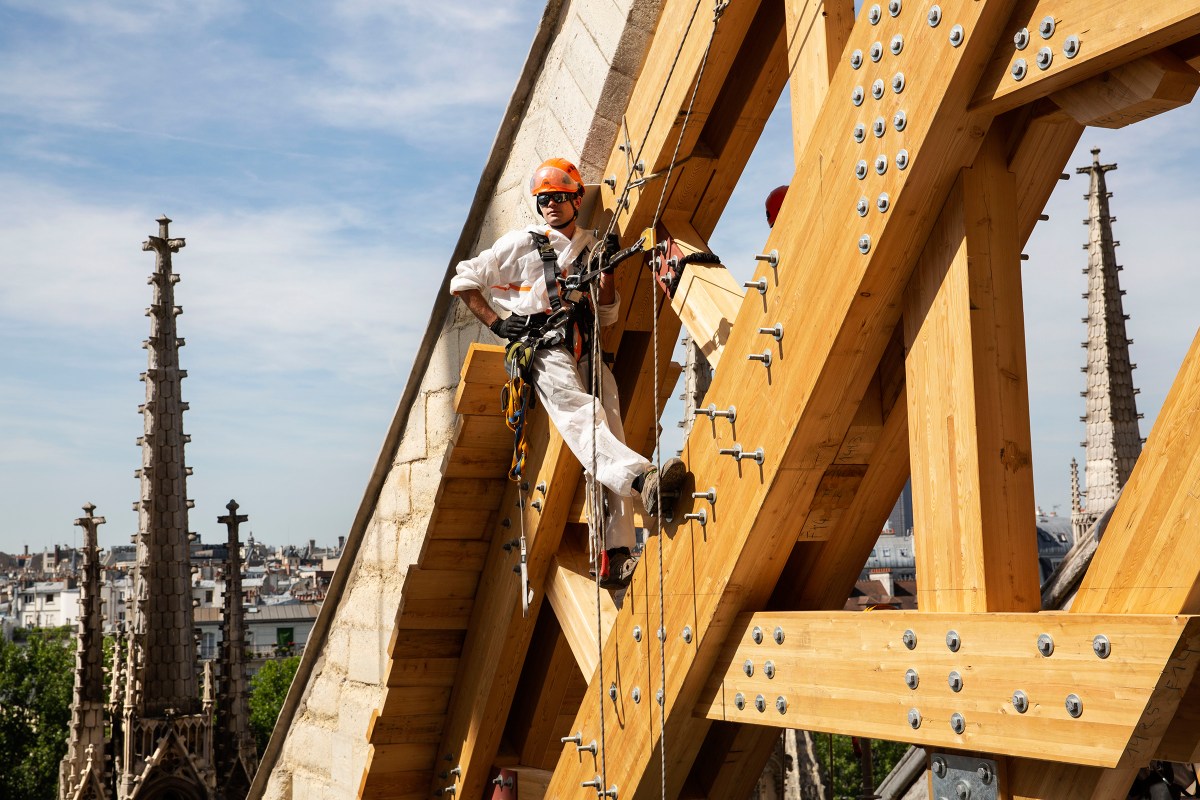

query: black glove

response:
[600,233,621,274]
[489,316,533,341]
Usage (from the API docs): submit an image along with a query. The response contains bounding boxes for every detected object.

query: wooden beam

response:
[660,214,744,370]
[903,129,1041,614]
[1052,49,1200,128]
[785,0,855,157]
[698,611,1200,768]
[971,0,1200,115]
[544,530,617,678]
[547,0,1028,792]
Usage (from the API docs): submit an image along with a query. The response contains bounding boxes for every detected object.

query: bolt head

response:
[682,626,693,644]
[872,79,885,99]
[632,625,642,642]
[854,123,866,143]
[776,696,788,714]
[856,160,869,180]
[888,0,901,15]
[857,197,870,217]
[1064,35,1080,58]
[752,626,764,644]
[891,34,904,54]
[1012,690,1029,713]
[946,630,961,652]
[632,686,641,703]
[950,712,965,734]
[755,694,767,713]
[978,763,994,785]
[908,708,922,729]
[743,659,754,677]
[904,668,919,689]
[774,626,785,645]
[927,5,941,26]
[893,73,905,93]
[949,24,964,46]
[903,629,917,649]
[1065,693,1083,718]
[896,150,910,170]
[1039,15,1055,38]
[1012,58,1028,81]
[870,41,884,62]
[858,235,872,254]
[1036,46,1053,69]
[851,49,864,69]
[948,670,963,692]
[868,4,882,24]
[853,86,865,106]
[1014,27,1029,49]
[931,756,947,777]
[874,155,888,175]
[764,660,776,679]
[955,780,972,800]
[734,692,746,710]
[877,193,891,213]
[1093,634,1110,658]
[1037,633,1054,657]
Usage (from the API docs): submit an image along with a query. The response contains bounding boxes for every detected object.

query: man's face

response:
[539,193,579,228]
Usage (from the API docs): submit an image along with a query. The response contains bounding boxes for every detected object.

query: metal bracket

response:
[930,753,998,800]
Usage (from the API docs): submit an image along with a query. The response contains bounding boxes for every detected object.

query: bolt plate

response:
[930,753,998,800]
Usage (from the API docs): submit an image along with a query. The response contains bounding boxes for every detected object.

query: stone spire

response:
[215,500,257,797]
[118,216,215,799]
[59,504,109,800]
[1072,149,1143,543]
[1069,457,1081,515]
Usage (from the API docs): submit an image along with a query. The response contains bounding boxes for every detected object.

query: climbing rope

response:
[580,1,727,796]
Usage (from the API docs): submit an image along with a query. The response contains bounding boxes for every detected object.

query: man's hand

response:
[600,232,620,274]
[489,315,535,341]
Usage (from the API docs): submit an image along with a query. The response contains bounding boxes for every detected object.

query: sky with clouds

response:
[1,0,1197,555]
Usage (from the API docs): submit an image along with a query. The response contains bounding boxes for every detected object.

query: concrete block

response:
[593,69,635,127]
[301,672,343,721]
[564,26,611,112]
[581,116,621,181]
[408,459,444,509]
[260,767,293,800]
[346,627,388,685]
[553,72,600,154]
[393,401,426,464]
[425,389,458,459]
[579,0,630,63]
[374,465,412,523]
[420,315,468,394]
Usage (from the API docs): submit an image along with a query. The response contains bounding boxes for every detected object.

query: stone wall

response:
[253,1,659,796]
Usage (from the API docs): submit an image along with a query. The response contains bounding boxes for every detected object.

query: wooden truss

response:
[359,0,1200,797]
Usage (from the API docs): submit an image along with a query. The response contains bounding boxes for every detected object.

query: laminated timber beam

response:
[971,0,1200,115]
[698,612,1200,769]
[545,0,1034,795]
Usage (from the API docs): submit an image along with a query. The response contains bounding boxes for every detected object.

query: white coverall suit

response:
[450,224,650,549]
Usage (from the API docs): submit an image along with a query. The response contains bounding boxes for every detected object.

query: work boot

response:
[638,457,687,520]
[599,547,637,590]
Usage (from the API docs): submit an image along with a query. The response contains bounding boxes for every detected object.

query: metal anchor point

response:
[683,508,707,526]
[692,487,717,504]
[754,250,779,268]
[758,323,784,341]
[561,732,583,746]
[747,350,772,367]
[743,277,768,296]
[719,443,743,461]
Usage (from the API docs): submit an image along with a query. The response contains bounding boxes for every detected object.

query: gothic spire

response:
[215,500,257,797]
[1072,149,1143,543]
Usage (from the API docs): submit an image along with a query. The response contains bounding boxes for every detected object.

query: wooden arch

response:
[360,0,1200,798]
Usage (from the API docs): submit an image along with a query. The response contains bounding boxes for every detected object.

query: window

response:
[882,548,891,557]
[276,627,295,655]
[205,591,213,603]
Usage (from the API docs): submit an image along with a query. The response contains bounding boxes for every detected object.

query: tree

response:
[0,627,74,800]
[248,656,300,753]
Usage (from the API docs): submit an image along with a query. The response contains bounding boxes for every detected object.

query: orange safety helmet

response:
[765,184,789,228]
[530,157,585,198]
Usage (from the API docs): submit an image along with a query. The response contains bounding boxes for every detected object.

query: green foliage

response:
[819,734,911,800]
[0,628,75,800]
[248,656,300,753]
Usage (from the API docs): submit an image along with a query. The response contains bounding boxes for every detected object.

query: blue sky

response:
[1,1,1197,555]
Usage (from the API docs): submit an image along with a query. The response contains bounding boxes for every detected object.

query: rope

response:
[587,278,609,796]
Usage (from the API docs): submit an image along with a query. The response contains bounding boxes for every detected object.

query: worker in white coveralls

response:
[451,157,685,589]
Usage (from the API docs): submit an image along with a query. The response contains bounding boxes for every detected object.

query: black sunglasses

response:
[536,191,575,207]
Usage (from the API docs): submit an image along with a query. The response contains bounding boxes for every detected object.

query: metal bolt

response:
[893,72,905,93]
[691,487,716,504]
[1064,34,1080,58]
[856,160,869,180]
[875,154,888,175]
[857,197,870,217]
[905,668,919,689]
[932,755,947,778]
[949,24,964,47]
[873,117,886,138]
[754,250,779,268]
[776,696,788,714]
[978,763,994,785]
[1065,694,1083,718]
[604,175,616,189]
[741,448,766,466]
[927,4,941,26]
[851,49,864,69]
[755,694,767,713]
[582,776,602,790]
[872,79,885,100]
[683,508,707,526]
[870,41,884,62]
[877,193,891,213]
[1093,634,1111,658]
[734,692,746,710]
[908,708,922,729]
[743,659,755,677]
[531,499,542,511]
[632,686,641,704]
[562,732,582,745]
[868,4,882,24]
[891,34,904,54]
[858,235,872,254]
[633,625,642,642]
[682,626,693,643]
[609,682,618,701]
[852,86,865,106]
[774,626,785,645]
[896,149,910,170]
[1012,690,1029,713]
[535,481,547,495]
[1036,46,1053,69]
[1039,15,1055,38]
[893,111,907,133]
[763,660,776,679]
[578,739,597,754]
[1037,633,1054,657]
[743,278,768,296]
[903,629,917,649]
[889,0,902,16]
[1011,58,1028,81]
[955,780,971,800]
[948,670,963,692]
[656,688,664,706]
[946,630,960,651]
[719,444,743,460]
[950,712,966,734]
[854,123,866,143]
[752,625,763,643]
[747,350,772,367]
[1014,27,1029,49]
[758,324,784,341]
